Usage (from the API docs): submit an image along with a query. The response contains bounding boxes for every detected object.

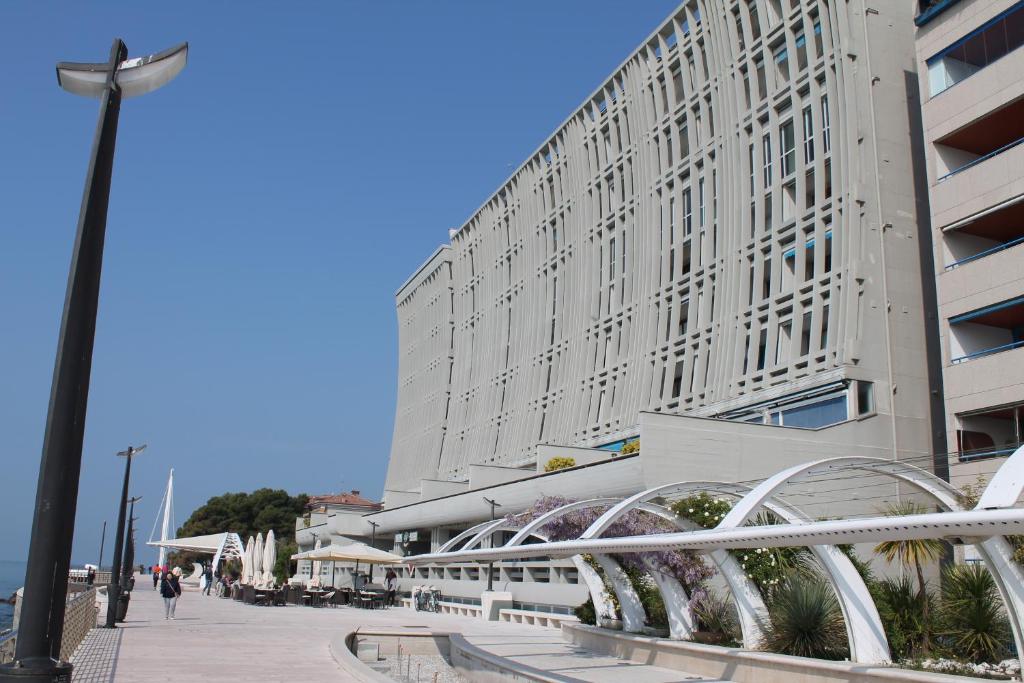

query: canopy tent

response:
[147,531,244,574]
[291,542,403,565]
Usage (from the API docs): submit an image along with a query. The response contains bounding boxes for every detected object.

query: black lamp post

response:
[106,446,145,628]
[483,497,502,592]
[367,521,380,581]
[0,39,186,683]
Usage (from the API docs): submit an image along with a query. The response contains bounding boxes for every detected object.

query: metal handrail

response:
[938,134,1024,182]
[951,339,1024,364]
[946,235,1024,269]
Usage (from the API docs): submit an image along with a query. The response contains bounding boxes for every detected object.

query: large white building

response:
[370,0,947,611]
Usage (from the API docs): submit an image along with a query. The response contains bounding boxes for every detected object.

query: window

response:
[800,311,813,356]
[795,32,808,71]
[949,295,1024,363]
[780,119,796,176]
[821,94,831,153]
[756,328,768,371]
[802,105,815,164]
[698,177,706,227]
[957,401,1024,461]
[776,319,792,364]
[857,381,874,415]
[774,43,790,82]
[762,132,773,186]
[683,187,693,235]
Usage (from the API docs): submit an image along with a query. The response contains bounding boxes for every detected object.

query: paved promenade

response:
[69,580,719,682]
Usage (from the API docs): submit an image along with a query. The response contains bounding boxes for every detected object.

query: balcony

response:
[926,2,1024,95]
[935,95,1024,181]
[944,196,1024,268]
[957,401,1024,461]
[949,295,1024,364]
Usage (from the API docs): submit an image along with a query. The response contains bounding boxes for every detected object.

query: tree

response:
[167,488,308,572]
[874,501,945,651]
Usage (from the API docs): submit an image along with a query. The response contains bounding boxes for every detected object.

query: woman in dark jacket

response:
[160,568,182,619]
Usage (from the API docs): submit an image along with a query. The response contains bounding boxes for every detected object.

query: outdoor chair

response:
[332,589,349,607]
[243,585,256,605]
[272,588,287,606]
[322,591,336,608]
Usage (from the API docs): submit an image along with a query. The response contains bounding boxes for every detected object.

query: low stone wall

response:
[563,623,988,683]
[449,634,575,683]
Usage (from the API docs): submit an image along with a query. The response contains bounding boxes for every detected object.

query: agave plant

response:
[938,563,1010,663]
[692,589,740,645]
[763,575,849,660]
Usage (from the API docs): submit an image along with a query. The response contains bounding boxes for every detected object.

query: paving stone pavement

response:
[67,578,722,682]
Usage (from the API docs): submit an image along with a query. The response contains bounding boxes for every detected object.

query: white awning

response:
[148,532,229,553]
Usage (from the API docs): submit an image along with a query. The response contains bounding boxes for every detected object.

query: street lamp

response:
[106,446,146,628]
[483,497,502,592]
[0,39,186,683]
[367,521,380,581]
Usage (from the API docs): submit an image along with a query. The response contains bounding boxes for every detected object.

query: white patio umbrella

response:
[310,537,322,587]
[252,533,264,587]
[262,529,276,586]
[242,536,254,584]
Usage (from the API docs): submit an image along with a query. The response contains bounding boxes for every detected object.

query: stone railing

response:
[60,587,97,661]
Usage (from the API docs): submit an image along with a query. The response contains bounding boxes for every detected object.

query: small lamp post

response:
[106,446,146,628]
[0,39,185,683]
[483,497,502,592]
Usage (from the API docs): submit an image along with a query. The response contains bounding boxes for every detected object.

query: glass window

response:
[779,395,847,428]
[927,2,1024,96]
[802,105,815,164]
[762,132,773,186]
[821,93,831,153]
[780,120,796,176]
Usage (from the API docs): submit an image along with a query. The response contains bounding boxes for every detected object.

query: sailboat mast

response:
[158,469,174,566]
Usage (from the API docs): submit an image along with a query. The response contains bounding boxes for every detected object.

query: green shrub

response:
[672,493,800,598]
[763,575,849,660]
[620,439,640,455]
[622,563,667,628]
[574,597,597,625]
[939,564,1010,663]
[544,456,576,472]
[873,575,933,661]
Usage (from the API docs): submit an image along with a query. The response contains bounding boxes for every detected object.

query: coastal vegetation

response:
[167,488,308,581]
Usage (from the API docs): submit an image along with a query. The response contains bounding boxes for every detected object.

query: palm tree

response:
[874,501,945,651]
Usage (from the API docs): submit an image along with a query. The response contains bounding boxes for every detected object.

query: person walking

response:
[160,568,182,619]
[384,568,398,607]
[152,565,160,590]
[202,564,213,596]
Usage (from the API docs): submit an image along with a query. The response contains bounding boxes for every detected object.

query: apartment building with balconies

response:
[915,0,1024,476]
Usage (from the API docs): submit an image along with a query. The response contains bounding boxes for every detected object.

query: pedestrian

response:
[86,567,96,586]
[384,568,398,607]
[160,568,182,619]
[152,565,160,590]
[202,564,213,596]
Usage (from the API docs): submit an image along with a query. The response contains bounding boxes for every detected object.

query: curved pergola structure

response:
[410,446,1024,664]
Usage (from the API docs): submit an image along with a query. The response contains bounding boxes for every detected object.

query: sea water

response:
[0,560,26,631]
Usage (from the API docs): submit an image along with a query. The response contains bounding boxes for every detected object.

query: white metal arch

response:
[437,520,494,554]
[585,479,887,662]
[721,454,1024,661]
[503,497,706,639]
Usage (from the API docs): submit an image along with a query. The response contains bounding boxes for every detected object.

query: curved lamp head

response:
[57,42,187,98]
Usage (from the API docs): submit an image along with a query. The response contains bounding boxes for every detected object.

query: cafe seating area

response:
[227,581,395,610]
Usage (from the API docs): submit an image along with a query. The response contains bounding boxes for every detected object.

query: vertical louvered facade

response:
[385,0,939,495]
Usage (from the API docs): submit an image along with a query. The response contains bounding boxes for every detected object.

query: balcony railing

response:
[946,235,1024,269]
[951,339,1024,364]
[937,134,1024,182]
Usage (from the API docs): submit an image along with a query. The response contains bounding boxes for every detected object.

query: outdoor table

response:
[254,587,276,606]
[305,588,328,608]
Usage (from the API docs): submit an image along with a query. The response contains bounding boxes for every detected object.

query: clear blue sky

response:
[0,1,679,565]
